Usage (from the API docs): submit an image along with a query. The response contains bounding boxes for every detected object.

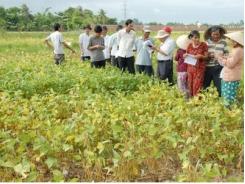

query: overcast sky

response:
[0,0,244,24]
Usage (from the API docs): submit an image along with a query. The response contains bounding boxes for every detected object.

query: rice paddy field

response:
[0,31,243,182]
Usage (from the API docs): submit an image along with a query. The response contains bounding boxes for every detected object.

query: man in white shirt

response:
[117,19,137,74]
[152,30,176,85]
[102,26,111,64]
[109,25,123,68]
[45,23,75,65]
[135,27,154,76]
[79,24,92,61]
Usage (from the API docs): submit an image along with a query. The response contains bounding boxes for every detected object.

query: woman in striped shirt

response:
[203,26,229,97]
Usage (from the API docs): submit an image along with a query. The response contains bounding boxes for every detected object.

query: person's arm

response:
[88,38,101,50]
[98,38,105,50]
[63,42,76,53]
[153,40,175,56]
[152,45,167,56]
[117,31,122,50]
[194,52,208,60]
[155,48,168,56]
[59,34,75,53]
[175,50,180,61]
[88,45,98,50]
[219,50,242,69]
[194,43,208,60]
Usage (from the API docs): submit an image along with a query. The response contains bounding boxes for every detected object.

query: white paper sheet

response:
[184,54,197,66]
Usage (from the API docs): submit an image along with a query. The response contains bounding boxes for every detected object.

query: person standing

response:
[217,31,244,107]
[135,26,154,76]
[175,35,191,95]
[109,25,123,68]
[203,26,229,96]
[87,25,105,68]
[102,26,111,64]
[184,30,208,97]
[79,24,92,61]
[45,23,75,65]
[152,30,176,84]
[117,19,137,74]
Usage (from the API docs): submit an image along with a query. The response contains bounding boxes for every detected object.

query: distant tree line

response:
[0,4,243,31]
[147,20,244,27]
[0,4,118,31]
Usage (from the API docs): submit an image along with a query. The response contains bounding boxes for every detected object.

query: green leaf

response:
[45,157,57,169]
[148,125,158,136]
[123,150,132,158]
[186,137,192,145]
[73,154,82,161]
[52,170,64,182]
[97,142,105,154]
[0,160,14,168]
[63,144,73,152]
[14,161,31,178]
[182,159,190,169]
[69,178,80,182]
[26,171,38,182]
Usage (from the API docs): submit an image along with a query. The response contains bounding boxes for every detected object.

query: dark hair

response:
[94,25,103,33]
[204,25,227,40]
[83,24,92,30]
[102,26,108,31]
[54,23,61,31]
[125,19,133,26]
[188,30,200,39]
[116,25,123,31]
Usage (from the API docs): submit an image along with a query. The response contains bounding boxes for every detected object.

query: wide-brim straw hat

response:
[176,35,191,50]
[225,31,244,46]
[204,25,227,41]
[155,30,169,38]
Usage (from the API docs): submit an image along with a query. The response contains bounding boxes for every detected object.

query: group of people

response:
[45,20,244,107]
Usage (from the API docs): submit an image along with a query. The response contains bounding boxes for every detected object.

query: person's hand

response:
[208,52,215,59]
[183,53,188,58]
[194,54,203,59]
[98,45,104,49]
[151,45,157,51]
[217,57,224,65]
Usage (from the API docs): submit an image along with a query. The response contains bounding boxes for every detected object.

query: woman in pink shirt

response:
[217,31,244,107]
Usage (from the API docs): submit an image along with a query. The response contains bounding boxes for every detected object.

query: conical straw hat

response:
[176,34,191,50]
[224,31,244,46]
